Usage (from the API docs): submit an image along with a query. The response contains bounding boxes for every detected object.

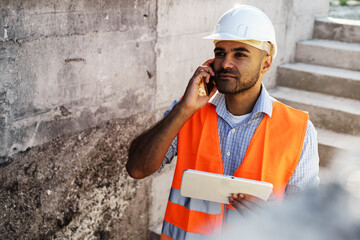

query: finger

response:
[203,74,211,86]
[201,65,215,76]
[244,193,276,206]
[230,194,255,210]
[202,58,215,66]
[228,196,255,216]
[228,196,246,210]
[231,194,255,209]
[187,72,208,95]
[208,66,215,77]
[194,71,211,85]
[238,194,269,209]
[197,66,215,78]
[243,194,266,207]
[233,198,261,211]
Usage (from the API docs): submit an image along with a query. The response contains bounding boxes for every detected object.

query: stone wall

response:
[0,0,329,239]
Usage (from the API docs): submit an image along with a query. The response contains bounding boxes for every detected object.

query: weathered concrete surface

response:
[314,17,360,44]
[295,39,360,71]
[0,112,157,240]
[277,63,360,100]
[269,87,360,136]
[149,160,175,233]
[0,1,158,238]
[0,0,157,158]
[317,128,360,167]
[280,0,329,68]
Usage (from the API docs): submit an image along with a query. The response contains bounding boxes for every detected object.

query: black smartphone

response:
[204,76,215,96]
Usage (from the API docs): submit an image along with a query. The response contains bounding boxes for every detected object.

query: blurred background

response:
[0,0,359,239]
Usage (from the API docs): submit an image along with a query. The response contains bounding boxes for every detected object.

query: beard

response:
[214,66,261,94]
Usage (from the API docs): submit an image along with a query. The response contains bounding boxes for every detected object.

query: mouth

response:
[217,73,236,79]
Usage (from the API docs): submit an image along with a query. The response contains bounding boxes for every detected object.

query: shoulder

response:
[272,100,309,123]
[304,119,318,143]
[186,103,217,125]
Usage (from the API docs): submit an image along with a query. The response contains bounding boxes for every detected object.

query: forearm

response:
[126,102,193,179]
[127,58,217,179]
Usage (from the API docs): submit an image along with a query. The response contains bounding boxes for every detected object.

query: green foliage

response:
[339,0,348,6]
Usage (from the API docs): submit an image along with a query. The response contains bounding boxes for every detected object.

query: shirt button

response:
[226,152,230,156]
[231,128,235,133]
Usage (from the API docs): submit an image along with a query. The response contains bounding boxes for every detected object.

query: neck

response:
[225,80,262,116]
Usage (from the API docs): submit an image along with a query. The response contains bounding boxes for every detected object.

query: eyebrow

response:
[214,47,250,53]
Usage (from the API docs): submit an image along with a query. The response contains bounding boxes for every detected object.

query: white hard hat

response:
[204,5,277,58]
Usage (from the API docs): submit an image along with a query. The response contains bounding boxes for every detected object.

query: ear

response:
[261,55,273,74]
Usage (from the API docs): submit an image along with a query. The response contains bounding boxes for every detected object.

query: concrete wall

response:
[0,0,158,239]
[0,0,329,239]
[0,0,157,158]
[0,114,156,240]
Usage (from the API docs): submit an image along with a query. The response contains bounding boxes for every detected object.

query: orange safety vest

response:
[161,100,309,240]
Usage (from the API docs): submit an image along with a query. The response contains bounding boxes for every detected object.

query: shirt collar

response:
[209,83,274,121]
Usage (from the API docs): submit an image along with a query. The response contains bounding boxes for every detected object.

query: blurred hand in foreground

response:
[228,193,276,216]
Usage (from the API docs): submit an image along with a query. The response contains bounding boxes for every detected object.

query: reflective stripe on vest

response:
[169,188,222,215]
[162,100,309,239]
[163,200,223,236]
[224,208,242,225]
[161,221,217,240]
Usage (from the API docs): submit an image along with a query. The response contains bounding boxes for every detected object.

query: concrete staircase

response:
[270,17,360,168]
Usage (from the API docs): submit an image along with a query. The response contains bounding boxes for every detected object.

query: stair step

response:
[314,17,360,44]
[317,128,360,167]
[295,39,360,71]
[268,87,360,136]
[318,128,360,152]
[277,63,360,100]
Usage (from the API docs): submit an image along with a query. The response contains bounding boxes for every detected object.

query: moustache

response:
[215,68,240,77]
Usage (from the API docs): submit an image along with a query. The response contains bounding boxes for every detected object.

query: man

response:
[127,5,319,240]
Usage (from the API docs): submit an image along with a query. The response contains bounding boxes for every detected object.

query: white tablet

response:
[180,169,273,204]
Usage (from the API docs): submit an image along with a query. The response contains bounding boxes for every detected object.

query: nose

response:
[221,54,234,69]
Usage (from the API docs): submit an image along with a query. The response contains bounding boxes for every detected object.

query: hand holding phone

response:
[199,76,215,96]
[198,61,216,96]
[182,58,216,112]
[204,76,215,96]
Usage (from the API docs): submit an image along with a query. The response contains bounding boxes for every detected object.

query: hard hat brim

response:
[203,32,272,42]
[203,33,277,58]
